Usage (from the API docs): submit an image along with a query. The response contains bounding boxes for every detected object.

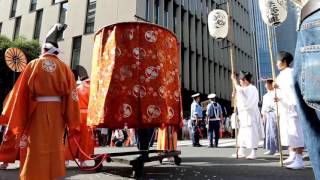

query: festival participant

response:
[0,92,25,170]
[65,68,95,167]
[1,23,80,180]
[274,51,305,169]
[261,78,279,156]
[0,126,18,170]
[231,71,263,159]
[157,126,177,162]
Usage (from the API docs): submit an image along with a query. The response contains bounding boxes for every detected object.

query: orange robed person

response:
[0,92,26,170]
[0,93,18,169]
[157,126,178,162]
[1,23,80,180]
[65,67,95,167]
[157,126,178,151]
[0,123,21,169]
[0,126,26,170]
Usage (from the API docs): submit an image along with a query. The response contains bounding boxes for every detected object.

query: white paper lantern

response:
[208,9,229,40]
[259,0,288,26]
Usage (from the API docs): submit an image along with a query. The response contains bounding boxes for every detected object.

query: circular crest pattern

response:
[147,105,161,118]
[145,30,157,42]
[120,103,132,118]
[132,47,146,60]
[42,59,57,73]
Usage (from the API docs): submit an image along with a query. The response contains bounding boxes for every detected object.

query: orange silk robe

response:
[0,114,7,124]
[0,128,19,163]
[65,79,95,161]
[157,126,177,151]
[0,92,26,165]
[2,54,80,180]
[0,92,10,125]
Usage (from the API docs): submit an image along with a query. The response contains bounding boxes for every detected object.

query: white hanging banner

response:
[208,9,229,39]
[259,0,288,26]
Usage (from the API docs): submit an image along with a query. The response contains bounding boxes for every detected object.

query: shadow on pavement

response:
[62,156,315,180]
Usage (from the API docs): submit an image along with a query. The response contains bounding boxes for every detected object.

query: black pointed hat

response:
[45,23,67,48]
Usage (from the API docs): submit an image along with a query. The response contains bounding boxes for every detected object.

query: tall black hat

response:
[45,23,67,48]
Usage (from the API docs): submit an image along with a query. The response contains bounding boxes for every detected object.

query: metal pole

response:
[266,26,283,167]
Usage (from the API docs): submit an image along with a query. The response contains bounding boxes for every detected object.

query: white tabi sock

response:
[238,147,245,155]
[284,151,296,164]
[295,154,303,163]
[250,149,257,156]
[286,154,304,169]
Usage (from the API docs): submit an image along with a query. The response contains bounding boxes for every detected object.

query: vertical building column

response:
[182,7,190,89]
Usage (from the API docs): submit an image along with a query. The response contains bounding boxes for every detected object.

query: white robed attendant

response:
[237,85,264,149]
[275,51,304,169]
[261,79,278,155]
[232,71,263,159]
[276,67,304,148]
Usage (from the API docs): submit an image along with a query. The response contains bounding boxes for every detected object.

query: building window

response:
[59,2,68,24]
[145,0,150,21]
[71,36,82,69]
[84,0,96,34]
[182,10,186,39]
[190,0,195,12]
[33,9,43,39]
[0,23,2,35]
[155,0,159,24]
[13,17,21,40]
[10,0,18,18]
[52,0,65,4]
[164,1,169,27]
[58,2,68,39]
[173,3,178,32]
[30,0,37,12]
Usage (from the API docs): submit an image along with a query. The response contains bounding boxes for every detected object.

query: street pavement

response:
[0,139,315,180]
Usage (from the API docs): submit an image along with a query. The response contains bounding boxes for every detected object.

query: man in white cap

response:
[190,93,203,147]
[206,94,224,147]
